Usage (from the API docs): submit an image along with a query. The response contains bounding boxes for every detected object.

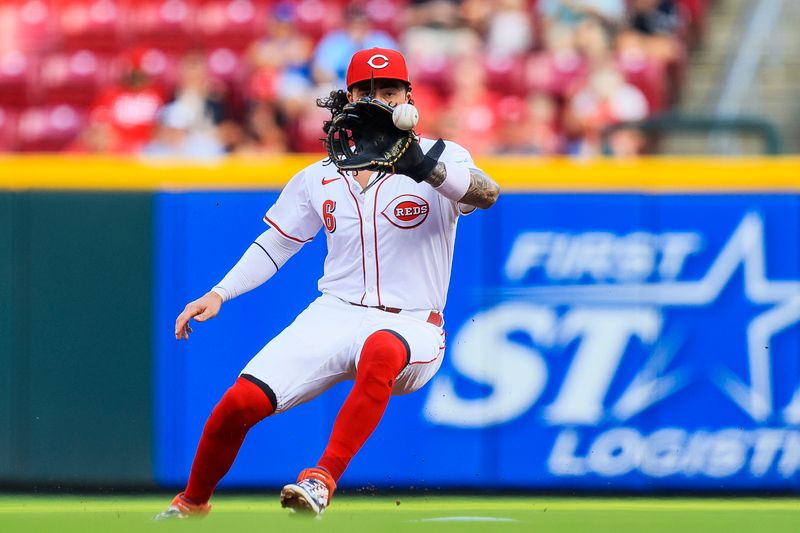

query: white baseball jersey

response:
[263,138,476,312]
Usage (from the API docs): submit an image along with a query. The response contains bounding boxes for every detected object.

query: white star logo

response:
[494,213,800,423]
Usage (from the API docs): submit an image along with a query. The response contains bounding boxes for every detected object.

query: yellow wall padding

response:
[1,155,799,192]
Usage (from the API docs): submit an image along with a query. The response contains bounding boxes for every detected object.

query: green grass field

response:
[0,495,798,533]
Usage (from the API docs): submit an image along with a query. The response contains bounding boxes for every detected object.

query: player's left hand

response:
[174,291,223,340]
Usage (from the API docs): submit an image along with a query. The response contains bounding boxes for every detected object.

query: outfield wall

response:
[0,191,153,486]
[1,157,799,491]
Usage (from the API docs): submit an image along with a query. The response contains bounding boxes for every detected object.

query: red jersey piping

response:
[263,215,313,243]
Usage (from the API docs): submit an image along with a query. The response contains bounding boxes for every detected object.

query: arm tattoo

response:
[424,164,500,209]
[425,162,447,188]
[460,168,500,209]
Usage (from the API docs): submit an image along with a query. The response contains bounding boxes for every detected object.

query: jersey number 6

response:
[323,200,336,233]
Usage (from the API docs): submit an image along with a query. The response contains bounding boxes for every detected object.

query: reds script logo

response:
[367,54,389,69]
[382,195,429,229]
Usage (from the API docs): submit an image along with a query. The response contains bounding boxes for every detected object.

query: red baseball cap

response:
[345,48,410,89]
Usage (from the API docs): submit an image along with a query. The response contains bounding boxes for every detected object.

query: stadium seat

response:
[363,0,404,37]
[194,0,266,52]
[484,53,526,96]
[13,0,58,55]
[206,47,243,83]
[16,104,85,152]
[525,51,587,100]
[411,57,455,97]
[0,107,19,152]
[294,0,340,42]
[125,0,195,52]
[495,94,526,123]
[55,0,124,52]
[39,49,111,106]
[0,0,700,154]
[0,50,38,107]
[289,105,330,153]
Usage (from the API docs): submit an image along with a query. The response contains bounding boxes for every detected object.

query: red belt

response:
[350,302,443,327]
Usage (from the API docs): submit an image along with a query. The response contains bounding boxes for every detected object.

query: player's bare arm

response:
[175,291,223,340]
[425,163,500,209]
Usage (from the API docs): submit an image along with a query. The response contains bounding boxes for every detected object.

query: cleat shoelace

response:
[297,478,329,508]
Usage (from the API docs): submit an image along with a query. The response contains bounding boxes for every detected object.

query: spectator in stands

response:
[243,51,313,153]
[246,2,314,95]
[215,118,250,154]
[432,55,499,154]
[169,52,226,134]
[142,100,225,159]
[459,0,495,33]
[574,17,615,66]
[619,0,683,65]
[526,23,587,100]
[628,0,681,36]
[618,0,684,105]
[495,116,537,155]
[242,100,289,154]
[401,0,482,95]
[311,4,397,86]
[282,84,332,153]
[68,107,117,154]
[88,47,166,153]
[495,93,562,155]
[485,0,534,56]
[248,68,313,151]
[528,93,564,154]
[4,2,697,157]
[606,125,647,157]
[538,0,626,29]
[565,65,649,156]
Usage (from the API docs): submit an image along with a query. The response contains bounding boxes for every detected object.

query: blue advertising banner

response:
[155,191,800,491]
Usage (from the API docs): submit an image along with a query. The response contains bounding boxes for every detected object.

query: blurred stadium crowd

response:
[0,0,708,157]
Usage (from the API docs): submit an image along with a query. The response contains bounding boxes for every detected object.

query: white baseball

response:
[392,103,419,131]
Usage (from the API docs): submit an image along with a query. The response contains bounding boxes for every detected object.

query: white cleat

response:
[281,478,330,515]
[280,466,336,516]
[280,478,330,515]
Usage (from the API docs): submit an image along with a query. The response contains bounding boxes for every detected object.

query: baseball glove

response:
[325,98,446,186]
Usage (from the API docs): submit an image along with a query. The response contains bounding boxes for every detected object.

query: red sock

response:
[318,330,408,482]
[183,376,274,503]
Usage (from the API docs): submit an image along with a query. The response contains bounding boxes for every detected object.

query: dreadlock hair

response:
[316,89,350,135]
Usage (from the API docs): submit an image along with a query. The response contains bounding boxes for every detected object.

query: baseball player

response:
[155,47,500,519]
